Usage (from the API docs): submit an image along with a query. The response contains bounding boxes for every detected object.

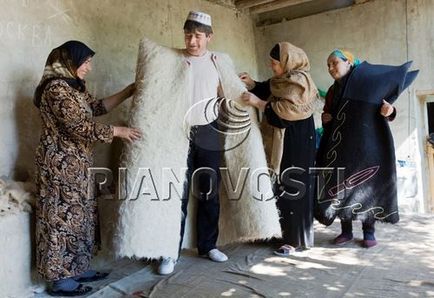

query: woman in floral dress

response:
[34,40,141,296]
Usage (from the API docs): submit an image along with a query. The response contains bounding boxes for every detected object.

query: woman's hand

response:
[380,100,394,117]
[322,112,332,124]
[241,91,260,106]
[239,72,256,90]
[241,91,267,111]
[124,83,136,98]
[113,126,142,143]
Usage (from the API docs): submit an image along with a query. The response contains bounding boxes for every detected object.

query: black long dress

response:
[315,61,418,226]
[251,80,316,248]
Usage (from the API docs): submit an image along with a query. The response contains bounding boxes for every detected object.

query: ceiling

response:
[233,0,360,26]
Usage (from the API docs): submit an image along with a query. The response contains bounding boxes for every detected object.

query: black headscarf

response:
[62,40,95,69]
[33,40,95,108]
[269,43,280,61]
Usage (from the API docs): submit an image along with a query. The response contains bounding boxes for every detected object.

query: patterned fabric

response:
[269,42,318,122]
[35,79,113,281]
[329,49,361,66]
[34,41,95,108]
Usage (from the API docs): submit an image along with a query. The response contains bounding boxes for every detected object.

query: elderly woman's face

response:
[76,57,93,79]
[327,55,351,81]
[270,58,284,76]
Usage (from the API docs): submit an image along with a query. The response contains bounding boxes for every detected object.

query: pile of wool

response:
[0,178,35,216]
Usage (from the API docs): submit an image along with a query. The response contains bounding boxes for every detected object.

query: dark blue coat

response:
[315,61,418,225]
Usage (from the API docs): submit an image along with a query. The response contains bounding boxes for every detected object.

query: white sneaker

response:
[207,249,228,262]
[158,257,176,275]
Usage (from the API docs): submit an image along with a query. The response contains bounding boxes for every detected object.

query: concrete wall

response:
[0,1,433,294]
[254,0,433,212]
[0,1,257,294]
[0,214,32,297]
[0,0,258,180]
[407,0,434,213]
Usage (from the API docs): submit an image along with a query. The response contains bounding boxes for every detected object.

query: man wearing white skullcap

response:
[186,11,212,27]
[115,7,282,275]
[158,10,229,275]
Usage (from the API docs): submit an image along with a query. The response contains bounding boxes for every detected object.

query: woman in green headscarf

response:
[317,49,398,249]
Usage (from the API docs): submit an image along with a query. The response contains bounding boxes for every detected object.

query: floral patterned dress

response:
[35,79,113,281]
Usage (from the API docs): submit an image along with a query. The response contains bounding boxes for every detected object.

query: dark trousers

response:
[179,121,222,256]
[341,219,376,236]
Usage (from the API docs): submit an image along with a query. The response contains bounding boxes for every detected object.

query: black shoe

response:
[75,271,109,283]
[48,284,92,296]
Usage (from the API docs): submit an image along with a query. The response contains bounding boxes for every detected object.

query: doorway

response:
[417,90,434,212]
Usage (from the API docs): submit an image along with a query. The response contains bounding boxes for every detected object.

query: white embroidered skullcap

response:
[186,11,212,27]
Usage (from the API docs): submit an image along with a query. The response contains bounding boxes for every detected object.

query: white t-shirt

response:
[185,51,220,126]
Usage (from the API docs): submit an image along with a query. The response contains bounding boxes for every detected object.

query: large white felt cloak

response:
[114,37,281,260]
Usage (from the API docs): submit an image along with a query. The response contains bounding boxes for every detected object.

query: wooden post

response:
[426,142,434,212]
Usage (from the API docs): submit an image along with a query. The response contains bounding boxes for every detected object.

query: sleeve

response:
[264,102,292,129]
[89,99,109,117]
[85,91,109,117]
[323,85,334,114]
[45,82,114,143]
[250,80,272,101]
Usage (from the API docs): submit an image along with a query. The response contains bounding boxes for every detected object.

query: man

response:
[158,11,228,275]
[115,10,281,277]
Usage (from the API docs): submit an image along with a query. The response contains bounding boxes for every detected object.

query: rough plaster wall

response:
[407,0,434,90]
[406,0,434,211]
[0,214,32,297]
[0,0,257,181]
[0,0,257,293]
[254,0,408,89]
[255,0,408,146]
[254,0,433,212]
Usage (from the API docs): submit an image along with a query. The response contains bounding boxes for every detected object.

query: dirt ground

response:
[36,214,434,298]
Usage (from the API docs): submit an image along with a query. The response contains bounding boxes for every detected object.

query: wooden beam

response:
[235,0,275,9]
[250,0,315,14]
[416,90,434,97]
[426,144,434,212]
[354,0,370,4]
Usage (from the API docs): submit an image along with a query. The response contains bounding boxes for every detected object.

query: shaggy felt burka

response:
[115,38,281,260]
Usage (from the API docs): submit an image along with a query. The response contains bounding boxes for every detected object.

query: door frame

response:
[416,89,434,212]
